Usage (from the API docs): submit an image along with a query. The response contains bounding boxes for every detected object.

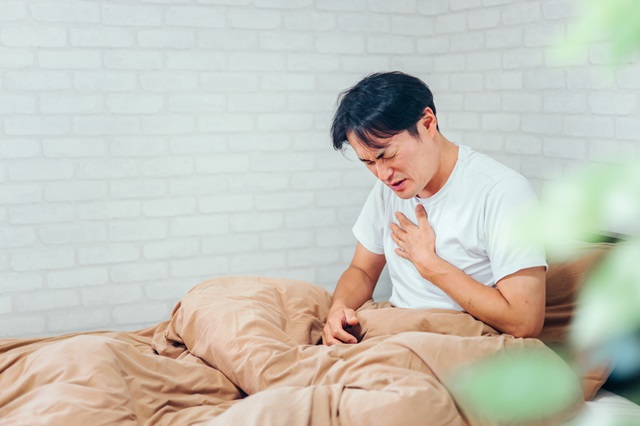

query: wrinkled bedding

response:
[0,276,583,425]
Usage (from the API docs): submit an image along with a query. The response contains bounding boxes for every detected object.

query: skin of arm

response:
[322,242,387,346]
[391,204,546,338]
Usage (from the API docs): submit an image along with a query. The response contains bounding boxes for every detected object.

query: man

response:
[323,71,547,346]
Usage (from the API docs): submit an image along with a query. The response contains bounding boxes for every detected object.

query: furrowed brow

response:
[358,151,385,163]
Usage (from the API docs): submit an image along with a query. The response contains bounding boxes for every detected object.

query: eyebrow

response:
[358,151,386,163]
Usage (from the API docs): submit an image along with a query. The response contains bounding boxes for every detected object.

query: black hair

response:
[330,71,438,151]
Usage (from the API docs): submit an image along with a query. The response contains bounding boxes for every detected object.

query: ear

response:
[420,107,438,137]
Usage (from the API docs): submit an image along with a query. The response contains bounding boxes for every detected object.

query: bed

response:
[1,243,638,425]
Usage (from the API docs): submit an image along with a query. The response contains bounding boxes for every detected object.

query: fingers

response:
[415,203,428,225]
[394,212,415,229]
[322,310,358,346]
[394,247,409,260]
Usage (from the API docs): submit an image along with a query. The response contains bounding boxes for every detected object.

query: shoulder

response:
[459,146,534,195]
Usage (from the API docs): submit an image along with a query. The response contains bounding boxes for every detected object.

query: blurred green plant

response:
[456,0,640,422]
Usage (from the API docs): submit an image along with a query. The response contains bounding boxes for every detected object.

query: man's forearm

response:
[330,266,377,312]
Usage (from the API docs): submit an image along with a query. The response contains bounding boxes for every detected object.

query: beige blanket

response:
[0,276,583,425]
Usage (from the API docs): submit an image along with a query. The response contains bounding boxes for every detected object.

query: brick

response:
[341,169,378,188]
[250,153,314,172]
[31,2,99,22]
[110,180,166,199]
[169,136,227,154]
[198,114,255,133]
[481,113,520,131]
[168,95,224,113]
[230,212,283,232]
[230,252,287,274]
[170,257,229,278]
[195,0,249,4]
[502,49,544,70]
[317,0,366,11]
[257,113,314,131]
[6,71,71,90]
[78,244,139,266]
[543,138,587,160]
[70,28,133,47]
[228,93,286,113]
[166,52,226,70]
[0,48,34,68]
[229,133,290,152]
[316,189,369,207]
[338,14,390,33]
[316,227,357,246]
[342,56,390,73]
[48,310,111,333]
[435,13,467,34]
[450,33,484,52]
[137,157,192,178]
[144,279,198,301]
[369,0,416,13]
[502,94,542,112]
[48,268,108,289]
[202,234,260,255]
[255,192,314,210]
[45,181,107,202]
[106,94,164,114]
[201,73,258,92]
[542,94,587,113]
[451,0,481,10]
[8,160,73,181]
[316,35,365,54]
[198,29,258,50]
[524,70,565,89]
[228,52,286,71]
[261,73,315,91]
[259,32,313,51]
[418,0,448,15]
[521,158,563,180]
[77,201,141,221]
[589,140,636,162]
[0,228,35,249]
[445,112,481,130]
[1,28,66,47]
[417,37,451,54]
[228,10,281,29]
[588,93,636,115]
[142,117,195,135]
[546,47,589,67]
[505,135,542,155]
[284,12,336,30]
[138,30,196,48]
[142,197,196,217]
[12,249,75,272]
[0,1,26,20]
[73,117,140,135]
[485,72,522,90]
[465,94,501,112]
[485,28,522,49]
[564,116,615,138]
[102,4,163,26]
[502,2,541,25]
[616,118,640,141]
[567,69,615,90]
[467,9,500,29]
[542,0,580,19]
[254,0,313,8]
[261,230,314,250]
[5,117,70,136]
[617,66,640,89]
[434,54,466,72]
[1,273,43,292]
[113,304,170,326]
[169,176,228,196]
[40,96,103,115]
[367,36,414,54]
[144,240,199,260]
[522,114,563,135]
[0,317,44,338]
[3,138,41,158]
[524,24,564,47]
[196,155,250,174]
[291,172,342,190]
[74,72,137,92]
[289,248,339,268]
[16,290,79,313]
[109,220,167,242]
[227,174,289,193]
[104,51,163,70]
[8,204,73,225]
[0,96,36,114]
[171,216,229,236]
[466,52,502,71]
[111,262,167,283]
[166,6,225,27]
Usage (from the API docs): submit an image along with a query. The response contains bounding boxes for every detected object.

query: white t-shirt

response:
[353,144,547,310]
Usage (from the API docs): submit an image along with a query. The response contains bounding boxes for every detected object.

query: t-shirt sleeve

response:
[352,181,386,255]
[483,176,548,283]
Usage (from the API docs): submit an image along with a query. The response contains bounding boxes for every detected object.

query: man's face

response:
[347,118,440,199]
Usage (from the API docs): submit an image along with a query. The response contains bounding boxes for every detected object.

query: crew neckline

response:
[415,144,467,207]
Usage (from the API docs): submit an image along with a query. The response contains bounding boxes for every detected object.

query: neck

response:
[418,135,459,198]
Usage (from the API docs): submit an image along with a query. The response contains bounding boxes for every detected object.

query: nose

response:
[375,162,393,182]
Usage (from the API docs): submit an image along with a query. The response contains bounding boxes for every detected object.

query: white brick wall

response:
[1,0,638,338]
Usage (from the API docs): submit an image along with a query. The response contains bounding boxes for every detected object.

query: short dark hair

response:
[330,71,438,151]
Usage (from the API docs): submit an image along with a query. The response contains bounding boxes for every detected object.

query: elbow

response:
[508,320,544,339]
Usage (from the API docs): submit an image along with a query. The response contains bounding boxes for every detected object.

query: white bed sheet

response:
[569,389,640,425]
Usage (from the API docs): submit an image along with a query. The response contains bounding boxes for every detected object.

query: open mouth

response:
[390,179,406,191]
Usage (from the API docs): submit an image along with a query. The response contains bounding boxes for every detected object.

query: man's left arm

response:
[391,204,546,338]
